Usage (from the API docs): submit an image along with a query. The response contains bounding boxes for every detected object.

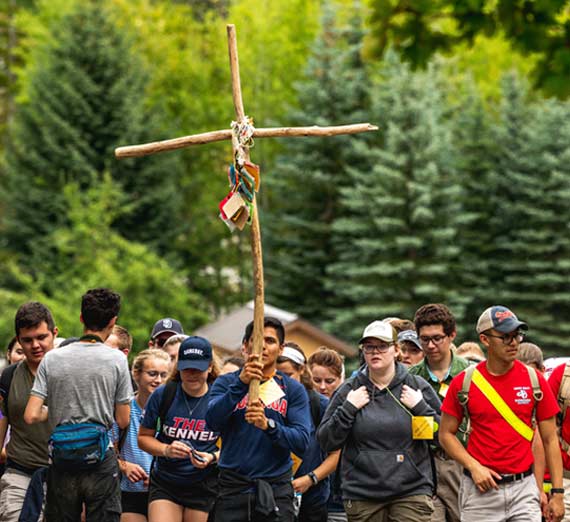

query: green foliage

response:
[2,0,183,262]
[264,3,372,325]
[326,54,463,342]
[481,74,570,351]
[367,0,570,97]
[0,174,208,351]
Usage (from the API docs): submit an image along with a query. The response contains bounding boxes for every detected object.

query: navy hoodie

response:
[317,363,441,502]
[206,370,311,480]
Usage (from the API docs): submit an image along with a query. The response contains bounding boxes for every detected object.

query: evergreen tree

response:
[486,74,570,351]
[326,55,462,341]
[1,0,182,263]
[264,3,371,324]
[451,84,499,338]
[0,174,208,351]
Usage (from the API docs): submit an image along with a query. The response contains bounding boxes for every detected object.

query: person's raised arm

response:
[317,381,366,452]
[245,381,311,457]
[206,360,260,431]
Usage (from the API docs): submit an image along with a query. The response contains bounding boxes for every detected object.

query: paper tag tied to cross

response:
[218,117,261,231]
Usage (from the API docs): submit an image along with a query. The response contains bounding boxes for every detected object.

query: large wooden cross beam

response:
[115,24,377,402]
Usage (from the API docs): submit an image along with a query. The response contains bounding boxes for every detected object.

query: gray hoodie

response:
[317,362,441,502]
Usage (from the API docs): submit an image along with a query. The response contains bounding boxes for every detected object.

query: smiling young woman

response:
[138,337,221,522]
[112,349,170,522]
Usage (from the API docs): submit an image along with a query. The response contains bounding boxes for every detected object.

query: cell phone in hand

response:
[182,441,207,463]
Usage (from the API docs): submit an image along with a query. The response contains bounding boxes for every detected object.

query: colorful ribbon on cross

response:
[219,116,261,231]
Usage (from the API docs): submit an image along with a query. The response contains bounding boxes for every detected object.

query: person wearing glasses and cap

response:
[409,303,471,522]
[148,318,184,349]
[317,320,441,521]
[440,306,564,522]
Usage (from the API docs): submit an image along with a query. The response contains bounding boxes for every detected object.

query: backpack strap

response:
[558,364,570,423]
[156,380,178,435]
[526,366,543,429]
[0,363,19,418]
[457,365,476,436]
[557,363,570,452]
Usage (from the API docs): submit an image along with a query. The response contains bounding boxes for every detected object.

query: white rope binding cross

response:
[231,116,255,166]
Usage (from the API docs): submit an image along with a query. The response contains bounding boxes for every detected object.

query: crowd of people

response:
[0,288,569,522]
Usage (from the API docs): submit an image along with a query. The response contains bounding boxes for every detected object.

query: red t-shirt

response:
[442,360,559,474]
[547,363,570,469]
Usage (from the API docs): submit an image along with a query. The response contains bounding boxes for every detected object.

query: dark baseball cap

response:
[397,330,423,351]
[177,336,213,372]
[476,306,528,334]
[151,318,184,339]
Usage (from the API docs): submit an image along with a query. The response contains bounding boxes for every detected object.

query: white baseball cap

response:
[358,320,396,344]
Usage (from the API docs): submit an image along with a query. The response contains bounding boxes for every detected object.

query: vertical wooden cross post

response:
[115,24,377,402]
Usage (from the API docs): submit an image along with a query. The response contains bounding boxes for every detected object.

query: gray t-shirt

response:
[31,341,133,429]
[1,361,52,468]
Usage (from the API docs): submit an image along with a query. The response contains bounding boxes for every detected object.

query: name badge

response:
[438,382,449,398]
[259,378,285,406]
[412,416,435,440]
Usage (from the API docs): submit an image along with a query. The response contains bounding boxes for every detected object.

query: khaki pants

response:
[459,473,541,522]
[0,468,34,522]
[431,453,461,522]
[344,494,433,522]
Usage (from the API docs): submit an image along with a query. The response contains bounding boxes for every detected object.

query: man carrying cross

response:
[205,316,311,522]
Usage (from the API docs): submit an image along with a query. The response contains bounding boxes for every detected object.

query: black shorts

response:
[121,491,149,516]
[149,470,218,513]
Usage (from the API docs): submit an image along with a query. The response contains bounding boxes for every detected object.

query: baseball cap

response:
[476,306,528,335]
[358,320,396,344]
[151,318,184,339]
[177,336,213,371]
[397,330,423,351]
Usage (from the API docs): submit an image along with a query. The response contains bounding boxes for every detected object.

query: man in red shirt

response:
[548,361,570,521]
[440,305,564,522]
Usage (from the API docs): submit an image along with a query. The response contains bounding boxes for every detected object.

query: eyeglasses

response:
[143,370,169,380]
[483,331,525,345]
[361,343,394,354]
[419,335,447,347]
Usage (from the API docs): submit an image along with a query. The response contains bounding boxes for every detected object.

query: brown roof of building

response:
[194,301,355,357]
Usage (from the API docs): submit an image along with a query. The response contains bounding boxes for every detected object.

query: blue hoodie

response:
[206,370,311,480]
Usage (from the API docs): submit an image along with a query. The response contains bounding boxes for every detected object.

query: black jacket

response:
[316,363,441,502]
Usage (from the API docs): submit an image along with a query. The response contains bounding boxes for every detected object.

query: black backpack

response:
[0,363,19,418]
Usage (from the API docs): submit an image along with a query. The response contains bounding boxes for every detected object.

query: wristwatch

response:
[308,471,319,485]
[266,418,276,431]
[551,488,565,495]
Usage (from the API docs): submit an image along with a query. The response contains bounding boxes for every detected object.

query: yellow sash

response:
[471,369,534,442]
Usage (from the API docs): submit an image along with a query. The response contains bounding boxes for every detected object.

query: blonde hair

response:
[132,348,171,376]
[162,334,188,350]
[456,342,485,361]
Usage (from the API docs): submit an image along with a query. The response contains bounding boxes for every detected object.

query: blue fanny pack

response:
[49,423,109,470]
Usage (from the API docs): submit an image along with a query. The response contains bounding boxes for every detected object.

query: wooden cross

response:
[115,24,377,402]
